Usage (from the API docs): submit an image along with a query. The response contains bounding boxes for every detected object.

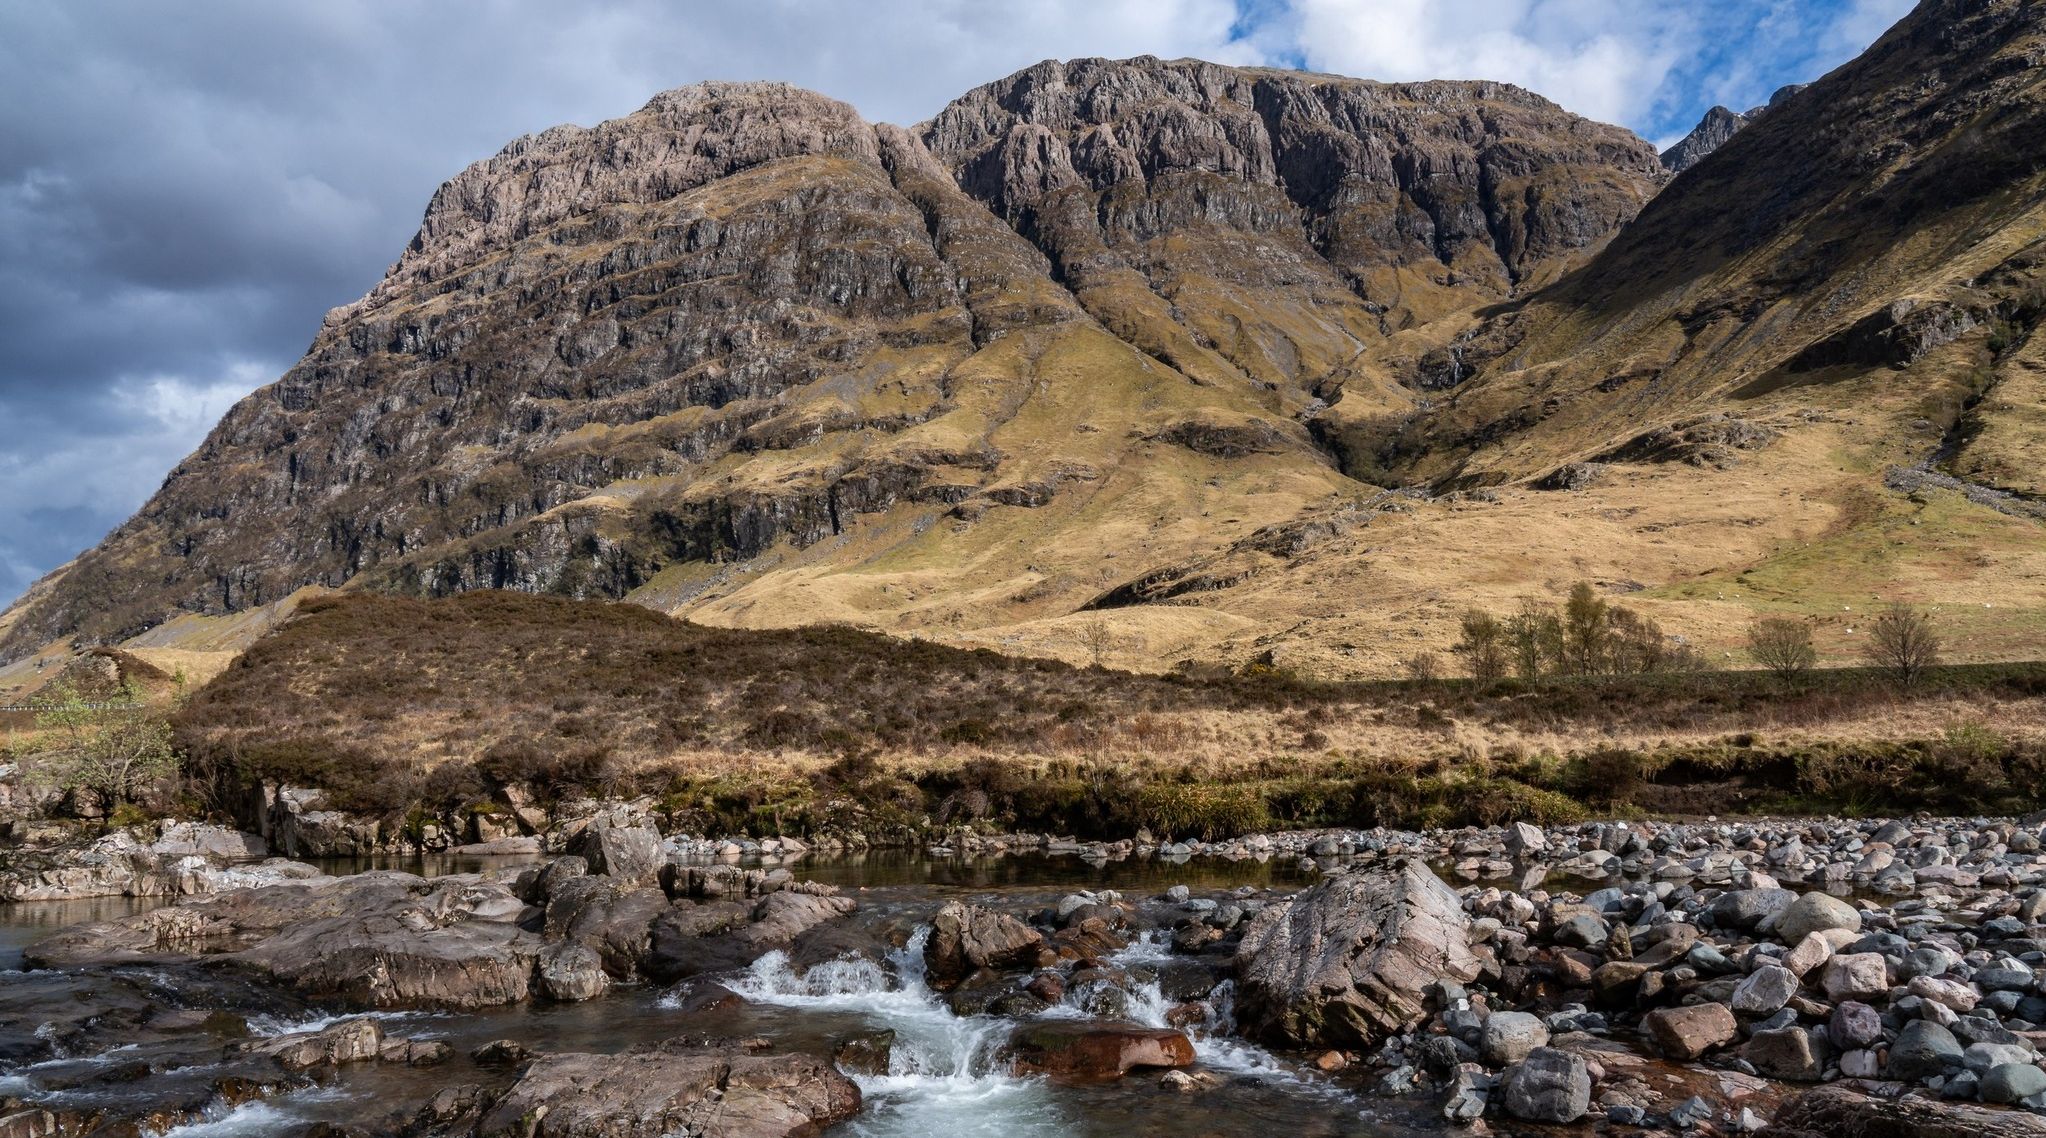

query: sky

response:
[0,0,1915,610]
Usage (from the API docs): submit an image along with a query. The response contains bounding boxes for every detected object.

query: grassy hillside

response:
[164,592,2046,838]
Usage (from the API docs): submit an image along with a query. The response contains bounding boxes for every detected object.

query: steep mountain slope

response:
[0,64,1661,666]
[1374,0,2046,488]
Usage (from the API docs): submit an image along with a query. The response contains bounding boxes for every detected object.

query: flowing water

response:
[0,853,1430,1136]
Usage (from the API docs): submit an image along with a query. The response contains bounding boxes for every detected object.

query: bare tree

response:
[1864,602,1941,686]
[1452,610,1508,685]
[1747,617,1817,683]
[1403,652,1442,685]
[1079,618,1116,669]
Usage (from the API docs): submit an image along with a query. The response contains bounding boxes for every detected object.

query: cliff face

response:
[0,61,1665,662]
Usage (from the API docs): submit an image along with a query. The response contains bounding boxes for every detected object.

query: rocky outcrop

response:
[406,1042,862,1138]
[1232,857,1480,1047]
[0,824,320,902]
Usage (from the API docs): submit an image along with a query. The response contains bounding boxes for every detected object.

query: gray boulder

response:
[1234,858,1481,1048]
[1501,1048,1591,1123]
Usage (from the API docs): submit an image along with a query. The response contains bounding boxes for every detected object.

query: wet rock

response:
[1007,1022,1195,1079]
[27,872,548,1010]
[430,1041,861,1137]
[924,901,1045,989]
[646,890,858,981]
[468,1040,530,1067]
[237,1017,384,1071]
[1234,858,1481,1048]
[1644,1003,1739,1060]
[1500,1047,1591,1123]
[833,1030,895,1077]
[536,943,610,1002]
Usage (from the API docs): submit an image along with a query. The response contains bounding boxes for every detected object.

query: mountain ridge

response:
[6,1,2046,680]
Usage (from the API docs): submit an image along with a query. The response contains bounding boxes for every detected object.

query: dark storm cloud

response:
[0,0,1910,610]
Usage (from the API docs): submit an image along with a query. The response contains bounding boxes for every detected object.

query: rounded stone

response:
[1775,892,1862,945]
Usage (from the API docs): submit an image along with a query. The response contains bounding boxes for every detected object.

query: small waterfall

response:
[715,926,1069,1137]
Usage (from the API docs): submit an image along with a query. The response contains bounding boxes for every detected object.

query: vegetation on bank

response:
[85,591,2032,844]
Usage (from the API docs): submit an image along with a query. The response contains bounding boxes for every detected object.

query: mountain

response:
[1658,84,1806,174]
[0,61,1663,669]
[5,0,2045,680]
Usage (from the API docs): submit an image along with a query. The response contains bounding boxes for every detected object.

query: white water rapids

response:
[707,925,1356,1136]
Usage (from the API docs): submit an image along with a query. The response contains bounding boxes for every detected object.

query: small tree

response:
[29,680,180,811]
[1453,609,1508,685]
[1079,618,1116,669]
[1747,617,1817,683]
[1562,582,1612,676]
[1865,602,1941,686]
[1505,600,1563,684]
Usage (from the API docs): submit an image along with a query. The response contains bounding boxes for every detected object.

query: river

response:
[0,851,1437,1137]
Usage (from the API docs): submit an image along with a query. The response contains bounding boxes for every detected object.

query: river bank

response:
[4,811,2046,1133]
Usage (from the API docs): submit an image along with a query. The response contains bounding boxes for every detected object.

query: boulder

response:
[1643,1003,1739,1060]
[456,1043,861,1137]
[1007,1022,1195,1079]
[1731,965,1800,1016]
[1743,1026,1823,1081]
[1480,1011,1550,1066]
[1233,859,1481,1048]
[1887,1020,1964,1081]
[1707,888,1797,932]
[924,901,1045,989]
[574,810,664,886]
[1981,1062,2046,1105]
[1821,952,1891,1002]
[1500,1047,1591,1123]
[645,891,858,982]
[536,943,610,1002]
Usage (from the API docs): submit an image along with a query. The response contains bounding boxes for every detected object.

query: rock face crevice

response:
[0,61,1665,662]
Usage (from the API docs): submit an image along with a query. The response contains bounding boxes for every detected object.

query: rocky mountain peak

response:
[339,81,882,326]
[926,56,1665,292]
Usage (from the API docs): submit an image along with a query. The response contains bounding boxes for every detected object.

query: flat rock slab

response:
[438,1044,861,1138]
